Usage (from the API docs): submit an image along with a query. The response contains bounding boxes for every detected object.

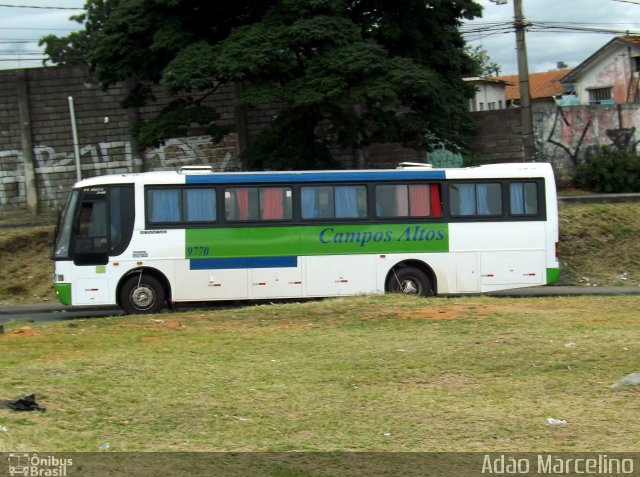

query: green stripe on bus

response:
[546,267,561,284]
[55,283,72,305]
[186,223,449,258]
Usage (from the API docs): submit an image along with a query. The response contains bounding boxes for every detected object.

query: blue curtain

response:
[476,184,491,215]
[335,186,359,218]
[301,187,318,218]
[186,189,216,222]
[458,184,476,215]
[510,183,525,215]
[151,189,180,222]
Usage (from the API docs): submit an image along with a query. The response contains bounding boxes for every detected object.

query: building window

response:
[588,87,612,104]
[498,100,503,109]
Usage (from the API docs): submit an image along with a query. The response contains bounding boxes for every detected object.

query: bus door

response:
[56,185,135,305]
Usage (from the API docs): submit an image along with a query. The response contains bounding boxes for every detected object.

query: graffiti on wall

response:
[0,134,239,211]
[545,105,639,167]
[33,141,133,170]
[144,136,237,170]
[0,149,25,206]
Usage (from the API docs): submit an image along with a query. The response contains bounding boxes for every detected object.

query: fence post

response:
[15,69,38,214]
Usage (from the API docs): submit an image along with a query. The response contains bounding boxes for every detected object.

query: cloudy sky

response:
[0,1,83,69]
[0,0,639,73]
[464,0,640,75]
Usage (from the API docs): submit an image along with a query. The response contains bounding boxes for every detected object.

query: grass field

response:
[1,294,639,452]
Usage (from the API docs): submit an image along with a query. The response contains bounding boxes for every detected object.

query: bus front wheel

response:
[119,274,165,314]
[386,267,432,296]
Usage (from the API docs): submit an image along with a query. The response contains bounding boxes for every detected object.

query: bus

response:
[52,162,559,314]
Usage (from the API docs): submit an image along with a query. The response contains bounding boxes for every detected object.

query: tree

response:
[466,45,502,77]
[39,0,116,66]
[41,0,483,170]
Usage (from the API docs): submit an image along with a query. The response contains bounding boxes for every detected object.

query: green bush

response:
[576,146,640,193]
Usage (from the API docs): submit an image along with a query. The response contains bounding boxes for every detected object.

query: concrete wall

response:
[471,103,640,186]
[4,65,640,216]
[0,65,241,216]
[0,65,421,217]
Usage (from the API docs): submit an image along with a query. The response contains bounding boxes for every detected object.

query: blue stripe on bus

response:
[185,170,446,184]
[190,256,298,270]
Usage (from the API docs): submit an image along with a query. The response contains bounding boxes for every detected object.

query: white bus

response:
[52,163,559,313]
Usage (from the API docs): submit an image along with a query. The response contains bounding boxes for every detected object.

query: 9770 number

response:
[187,246,210,256]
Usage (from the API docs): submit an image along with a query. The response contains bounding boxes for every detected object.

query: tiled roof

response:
[617,35,640,48]
[495,69,572,101]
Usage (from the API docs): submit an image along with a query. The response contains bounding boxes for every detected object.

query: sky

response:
[0,1,83,70]
[464,0,640,76]
[0,0,639,73]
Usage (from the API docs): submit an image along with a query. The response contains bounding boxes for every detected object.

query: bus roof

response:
[72,162,553,188]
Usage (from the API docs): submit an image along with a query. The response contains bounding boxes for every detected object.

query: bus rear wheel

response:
[387,267,432,297]
[119,274,165,314]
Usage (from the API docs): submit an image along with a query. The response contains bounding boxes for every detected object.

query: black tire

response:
[119,274,165,314]
[386,267,432,296]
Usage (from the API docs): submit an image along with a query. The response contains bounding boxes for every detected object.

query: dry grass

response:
[0,225,56,305]
[558,203,640,286]
[1,294,639,452]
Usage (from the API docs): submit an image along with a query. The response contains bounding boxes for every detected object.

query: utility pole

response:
[490,0,535,161]
[513,0,535,161]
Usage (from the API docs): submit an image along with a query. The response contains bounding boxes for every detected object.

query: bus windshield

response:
[53,190,79,259]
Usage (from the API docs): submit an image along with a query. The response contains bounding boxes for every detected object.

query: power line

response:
[462,20,640,40]
[0,3,83,10]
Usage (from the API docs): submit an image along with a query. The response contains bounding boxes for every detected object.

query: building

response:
[496,68,572,107]
[464,77,510,112]
[560,35,640,105]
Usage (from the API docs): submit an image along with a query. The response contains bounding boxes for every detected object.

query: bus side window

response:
[301,186,367,219]
[110,185,135,256]
[148,189,181,223]
[301,186,334,219]
[510,182,538,215]
[335,186,366,218]
[225,188,259,221]
[375,184,442,218]
[260,187,292,220]
[185,188,217,222]
[450,183,502,216]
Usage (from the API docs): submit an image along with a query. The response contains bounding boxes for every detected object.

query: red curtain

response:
[409,185,430,216]
[236,189,249,220]
[262,188,284,220]
[430,184,442,217]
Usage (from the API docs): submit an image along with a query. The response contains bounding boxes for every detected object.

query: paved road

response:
[1,286,640,325]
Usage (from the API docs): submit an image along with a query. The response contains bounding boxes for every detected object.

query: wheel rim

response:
[130,284,155,310]
[399,278,420,294]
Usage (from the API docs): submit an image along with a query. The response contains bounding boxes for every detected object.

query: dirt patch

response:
[396,304,481,321]
[4,326,40,338]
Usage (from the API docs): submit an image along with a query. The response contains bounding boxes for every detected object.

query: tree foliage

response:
[41,0,483,169]
[465,45,502,77]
